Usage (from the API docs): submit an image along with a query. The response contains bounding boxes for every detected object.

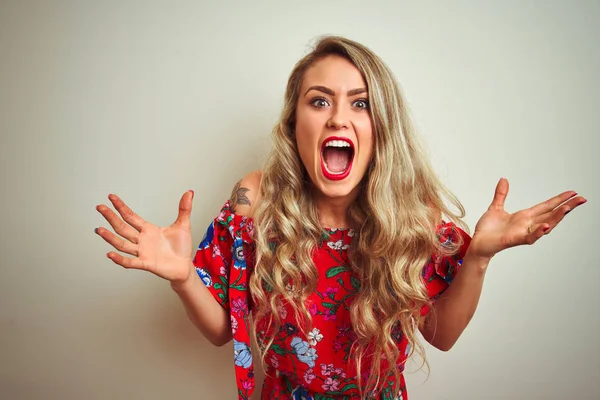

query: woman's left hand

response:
[468,178,587,261]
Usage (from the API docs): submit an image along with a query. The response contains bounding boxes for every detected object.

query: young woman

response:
[94,36,586,399]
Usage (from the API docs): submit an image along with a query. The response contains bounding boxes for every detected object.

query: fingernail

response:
[94,228,99,234]
[543,227,550,233]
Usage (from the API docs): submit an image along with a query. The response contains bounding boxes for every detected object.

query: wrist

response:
[170,260,196,292]
[463,250,492,272]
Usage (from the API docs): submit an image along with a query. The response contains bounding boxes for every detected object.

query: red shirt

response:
[193,201,470,399]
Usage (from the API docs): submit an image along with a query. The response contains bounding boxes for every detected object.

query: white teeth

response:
[324,140,351,148]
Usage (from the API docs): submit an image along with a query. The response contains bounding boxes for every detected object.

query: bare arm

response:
[419,252,489,351]
[419,178,586,351]
[95,191,232,347]
[172,170,262,345]
[171,261,232,346]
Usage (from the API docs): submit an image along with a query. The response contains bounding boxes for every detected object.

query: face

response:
[295,55,374,201]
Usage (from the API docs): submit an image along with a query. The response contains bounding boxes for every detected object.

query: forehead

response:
[301,55,367,91]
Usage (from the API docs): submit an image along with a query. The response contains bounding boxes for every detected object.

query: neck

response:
[312,187,360,229]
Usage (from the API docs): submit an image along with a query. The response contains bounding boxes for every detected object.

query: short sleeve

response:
[421,222,471,316]
[191,200,257,399]
[192,200,255,310]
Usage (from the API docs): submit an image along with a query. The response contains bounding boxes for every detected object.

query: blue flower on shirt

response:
[233,238,247,270]
[291,386,314,400]
[234,339,252,369]
[195,267,212,287]
[198,223,214,250]
[290,337,318,368]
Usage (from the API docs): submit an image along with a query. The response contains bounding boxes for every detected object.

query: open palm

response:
[469,178,586,260]
[95,191,195,283]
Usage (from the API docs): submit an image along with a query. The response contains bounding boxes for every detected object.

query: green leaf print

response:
[326,266,348,278]
[341,384,358,392]
[271,344,286,355]
[350,275,361,290]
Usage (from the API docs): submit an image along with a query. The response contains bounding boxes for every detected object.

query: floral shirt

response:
[192,201,471,400]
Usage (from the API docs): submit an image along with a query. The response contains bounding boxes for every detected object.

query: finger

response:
[106,251,145,270]
[174,190,194,228]
[96,204,140,243]
[489,178,509,211]
[529,190,578,216]
[108,194,145,231]
[525,223,550,245]
[96,227,139,256]
[534,196,587,233]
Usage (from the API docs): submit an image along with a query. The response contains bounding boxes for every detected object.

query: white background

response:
[1,1,598,399]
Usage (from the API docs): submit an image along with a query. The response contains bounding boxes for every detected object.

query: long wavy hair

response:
[249,35,467,398]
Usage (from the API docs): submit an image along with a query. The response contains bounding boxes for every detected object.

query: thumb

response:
[175,190,194,227]
[489,178,509,211]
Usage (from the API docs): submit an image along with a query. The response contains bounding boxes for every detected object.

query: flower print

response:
[303,368,316,385]
[290,337,318,368]
[322,377,340,392]
[422,263,434,281]
[291,386,314,400]
[247,219,255,238]
[334,368,346,379]
[324,286,338,299]
[198,223,214,250]
[195,268,212,287]
[309,303,318,316]
[219,265,227,276]
[281,322,299,336]
[347,229,355,237]
[212,242,222,260]
[332,340,342,352]
[278,304,288,319]
[233,339,252,369]
[327,239,349,251]
[231,297,248,318]
[307,328,323,346]
[393,391,404,400]
[269,353,279,369]
[230,315,238,335]
[337,323,351,338]
[233,238,246,270]
[285,283,295,296]
[241,378,253,391]
[321,363,334,376]
[323,309,336,321]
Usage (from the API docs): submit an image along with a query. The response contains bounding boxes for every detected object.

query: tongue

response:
[323,147,350,173]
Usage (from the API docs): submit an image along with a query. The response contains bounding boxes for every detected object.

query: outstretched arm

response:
[420,178,587,351]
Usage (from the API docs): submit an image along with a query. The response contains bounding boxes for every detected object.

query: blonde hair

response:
[250,35,467,398]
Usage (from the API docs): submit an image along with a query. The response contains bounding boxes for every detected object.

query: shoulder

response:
[229,170,262,217]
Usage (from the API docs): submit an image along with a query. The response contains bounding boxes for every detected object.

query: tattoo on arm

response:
[230,180,251,213]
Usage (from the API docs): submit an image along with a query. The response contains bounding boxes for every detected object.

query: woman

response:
[94,36,586,399]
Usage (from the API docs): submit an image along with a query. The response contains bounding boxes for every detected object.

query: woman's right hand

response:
[95,190,195,284]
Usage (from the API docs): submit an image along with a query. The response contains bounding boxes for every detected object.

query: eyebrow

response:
[304,85,367,97]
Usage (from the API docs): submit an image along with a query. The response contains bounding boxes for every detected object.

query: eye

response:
[310,97,330,108]
[353,99,370,110]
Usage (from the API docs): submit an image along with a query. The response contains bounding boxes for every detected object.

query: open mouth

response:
[320,136,355,181]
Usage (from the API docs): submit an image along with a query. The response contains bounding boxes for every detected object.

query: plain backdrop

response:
[1,1,599,399]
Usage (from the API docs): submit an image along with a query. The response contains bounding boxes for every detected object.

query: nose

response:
[326,104,349,130]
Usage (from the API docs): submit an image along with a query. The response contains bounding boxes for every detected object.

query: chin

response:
[310,173,364,201]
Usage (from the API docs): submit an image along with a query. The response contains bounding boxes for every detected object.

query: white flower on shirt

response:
[327,240,349,251]
[307,328,324,346]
